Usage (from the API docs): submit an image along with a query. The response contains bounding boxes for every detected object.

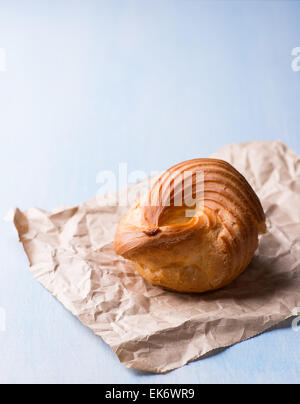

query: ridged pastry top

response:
[114,158,266,258]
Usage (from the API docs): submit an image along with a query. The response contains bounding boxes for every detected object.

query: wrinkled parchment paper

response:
[10,141,300,373]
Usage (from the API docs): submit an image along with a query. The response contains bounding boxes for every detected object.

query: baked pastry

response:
[114,159,266,293]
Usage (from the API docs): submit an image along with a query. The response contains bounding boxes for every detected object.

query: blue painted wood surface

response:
[1,0,300,383]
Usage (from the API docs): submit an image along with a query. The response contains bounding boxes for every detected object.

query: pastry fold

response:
[114,159,266,293]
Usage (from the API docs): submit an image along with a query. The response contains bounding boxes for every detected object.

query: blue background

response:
[1,0,300,384]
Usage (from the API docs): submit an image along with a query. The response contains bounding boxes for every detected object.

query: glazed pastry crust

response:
[114,159,266,293]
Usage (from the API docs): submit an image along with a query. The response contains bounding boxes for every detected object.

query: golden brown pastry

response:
[114,159,266,293]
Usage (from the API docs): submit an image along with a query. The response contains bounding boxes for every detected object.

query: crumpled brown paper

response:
[10,141,300,373]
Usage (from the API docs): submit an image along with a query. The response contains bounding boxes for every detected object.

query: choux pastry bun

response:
[114,159,266,293]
